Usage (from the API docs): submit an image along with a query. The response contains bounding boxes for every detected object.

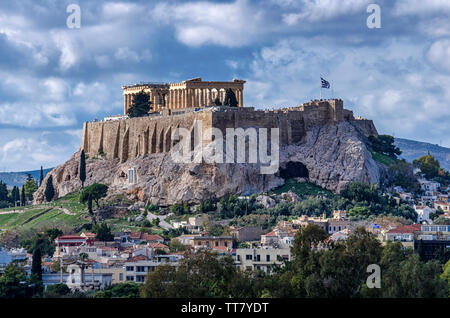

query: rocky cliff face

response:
[33,121,386,205]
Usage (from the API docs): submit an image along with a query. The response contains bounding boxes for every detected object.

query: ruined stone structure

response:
[34,79,383,205]
[81,98,378,163]
[122,77,245,114]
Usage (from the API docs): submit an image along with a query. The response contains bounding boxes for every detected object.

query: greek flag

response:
[373,223,380,229]
[321,77,330,89]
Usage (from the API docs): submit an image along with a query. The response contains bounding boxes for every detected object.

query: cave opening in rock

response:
[279,161,309,179]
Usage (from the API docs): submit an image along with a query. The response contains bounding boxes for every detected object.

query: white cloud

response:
[394,0,450,16]
[282,0,371,25]
[245,37,450,146]
[0,133,79,171]
[427,39,450,72]
[152,0,267,47]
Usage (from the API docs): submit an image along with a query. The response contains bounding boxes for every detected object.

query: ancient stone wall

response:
[81,99,367,162]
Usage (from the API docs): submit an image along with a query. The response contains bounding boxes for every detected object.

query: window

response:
[224,241,228,247]
[119,273,123,281]
[126,276,134,281]
[215,241,219,247]
[256,255,260,262]
[237,255,241,261]
[266,255,270,262]
[246,254,252,260]
[126,266,134,272]
[136,266,146,272]
[136,275,146,283]
[338,226,342,231]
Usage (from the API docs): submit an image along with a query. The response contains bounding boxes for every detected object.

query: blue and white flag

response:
[321,77,330,89]
[373,223,380,229]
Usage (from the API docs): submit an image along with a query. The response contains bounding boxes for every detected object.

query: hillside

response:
[395,138,450,171]
[0,168,52,188]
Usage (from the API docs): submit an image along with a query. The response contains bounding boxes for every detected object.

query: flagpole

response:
[320,78,322,100]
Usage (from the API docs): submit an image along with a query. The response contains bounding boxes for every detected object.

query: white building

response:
[234,247,291,274]
[414,205,434,223]
[418,179,440,196]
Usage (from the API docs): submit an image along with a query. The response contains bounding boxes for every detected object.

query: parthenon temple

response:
[122,77,245,114]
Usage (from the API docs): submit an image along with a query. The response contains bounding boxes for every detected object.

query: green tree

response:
[93,222,114,241]
[348,205,372,219]
[31,248,43,281]
[223,88,238,107]
[214,97,222,106]
[127,91,151,118]
[80,150,86,188]
[44,284,71,298]
[0,264,28,298]
[413,153,443,180]
[13,186,20,206]
[292,224,328,268]
[94,282,140,298]
[45,228,63,241]
[20,186,26,206]
[24,177,38,201]
[0,181,8,202]
[368,135,402,159]
[44,175,55,202]
[80,183,108,223]
[141,250,243,298]
[388,160,420,192]
[39,166,44,186]
[21,232,56,256]
[169,239,187,252]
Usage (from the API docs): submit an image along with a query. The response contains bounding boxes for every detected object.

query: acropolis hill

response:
[81,77,377,162]
[34,77,384,205]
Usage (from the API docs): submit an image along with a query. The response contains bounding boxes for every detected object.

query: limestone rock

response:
[281,191,301,203]
[256,195,276,209]
[33,121,386,205]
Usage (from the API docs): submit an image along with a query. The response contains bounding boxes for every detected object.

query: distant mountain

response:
[395,138,450,171]
[0,168,53,188]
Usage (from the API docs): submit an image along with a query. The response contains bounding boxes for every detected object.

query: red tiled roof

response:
[130,232,142,239]
[141,234,163,241]
[148,243,169,249]
[55,235,86,240]
[387,224,422,234]
[128,255,148,262]
[263,231,277,237]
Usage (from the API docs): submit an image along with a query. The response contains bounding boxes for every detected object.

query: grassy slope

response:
[0,192,88,232]
[370,151,397,166]
[0,191,165,235]
[271,179,333,197]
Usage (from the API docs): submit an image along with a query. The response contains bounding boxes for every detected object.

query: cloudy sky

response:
[0,0,449,171]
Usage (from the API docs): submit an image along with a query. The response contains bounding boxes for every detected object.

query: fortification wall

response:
[81,99,364,162]
[82,111,212,162]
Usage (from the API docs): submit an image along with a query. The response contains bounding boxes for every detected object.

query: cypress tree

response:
[31,248,42,281]
[223,88,238,107]
[127,91,151,117]
[20,186,26,206]
[80,150,86,188]
[39,166,44,186]
[45,175,55,202]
